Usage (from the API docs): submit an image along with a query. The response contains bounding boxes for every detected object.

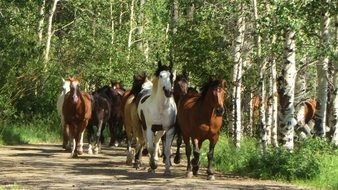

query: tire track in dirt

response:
[0,144,309,189]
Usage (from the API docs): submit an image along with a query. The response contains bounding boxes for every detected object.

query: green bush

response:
[200,135,338,188]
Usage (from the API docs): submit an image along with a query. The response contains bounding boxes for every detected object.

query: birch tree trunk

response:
[331,3,338,146]
[270,45,278,147]
[109,0,115,66]
[280,29,297,151]
[315,0,331,138]
[38,0,46,44]
[169,0,179,62]
[232,3,245,148]
[44,0,59,66]
[127,0,135,62]
[253,0,268,152]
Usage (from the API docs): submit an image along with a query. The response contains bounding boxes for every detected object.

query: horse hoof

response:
[150,160,158,170]
[164,169,171,176]
[88,149,93,155]
[207,175,215,180]
[174,156,181,164]
[148,168,156,173]
[133,162,140,169]
[186,171,193,178]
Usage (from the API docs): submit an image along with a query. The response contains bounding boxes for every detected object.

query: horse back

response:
[304,99,317,124]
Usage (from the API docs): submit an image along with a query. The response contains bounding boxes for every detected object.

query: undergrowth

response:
[199,135,338,189]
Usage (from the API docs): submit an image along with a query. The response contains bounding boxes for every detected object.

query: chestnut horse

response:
[137,61,176,175]
[177,79,225,180]
[122,73,151,168]
[63,77,92,157]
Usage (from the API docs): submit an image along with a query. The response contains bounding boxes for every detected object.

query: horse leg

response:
[94,120,103,154]
[146,128,157,172]
[78,120,88,155]
[133,138,143,169]
[184,136,193,178]
[62,123,70,150]
[174,124,182,164]
[164,127,175,176]
[192,138,200,176]
[161,135,166,163]
[108,118,116,147]
[126,137,133,166]
[207,141,216,180]
[87,123,94,154]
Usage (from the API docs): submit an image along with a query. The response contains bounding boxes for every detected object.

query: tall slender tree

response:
[315,0,331,138]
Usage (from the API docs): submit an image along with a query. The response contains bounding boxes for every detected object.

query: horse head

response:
[68,77,80,103]
[131,73,147,96]
[155,60,173,98]
[173,73,189,104]
[201,79,225,116]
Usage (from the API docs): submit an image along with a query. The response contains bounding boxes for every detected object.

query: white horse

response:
[137,61,177,175]
[56,78,71,149]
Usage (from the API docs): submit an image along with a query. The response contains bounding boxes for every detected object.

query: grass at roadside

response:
[199,134,338,189]
[0,114,62,145]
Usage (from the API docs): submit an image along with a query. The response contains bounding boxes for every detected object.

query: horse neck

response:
[151,81,170,107]
[199,91,217,118]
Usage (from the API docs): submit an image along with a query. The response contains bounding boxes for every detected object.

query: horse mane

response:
[200,79,224,99]
[175,74,189,83]
[151,77,159,93]
[130,73,147,96]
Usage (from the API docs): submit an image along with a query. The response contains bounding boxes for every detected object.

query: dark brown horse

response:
[177,79,225,180]
[87,88,111,154]
[63,77,92,157]
[171,71,189,164]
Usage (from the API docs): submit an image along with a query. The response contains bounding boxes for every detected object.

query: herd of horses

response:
[56,61,226,180]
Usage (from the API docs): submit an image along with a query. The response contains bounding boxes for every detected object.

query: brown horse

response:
[63,77,92,157]
[295,99,318,137]
[177,79,225,180]
[121,73,149,168]
[171,72,189,164]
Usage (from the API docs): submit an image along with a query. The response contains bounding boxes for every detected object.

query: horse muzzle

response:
[163,87,173,98]
[215,107,224,116]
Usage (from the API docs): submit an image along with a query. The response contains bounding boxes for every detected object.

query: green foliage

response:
[200,136,338,188]
[0,113,62,145]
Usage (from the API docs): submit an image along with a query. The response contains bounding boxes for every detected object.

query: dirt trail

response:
[0,144,309,189]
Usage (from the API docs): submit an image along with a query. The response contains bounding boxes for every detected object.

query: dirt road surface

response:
[0,144,309,189]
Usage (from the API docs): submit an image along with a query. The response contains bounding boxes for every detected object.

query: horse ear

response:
[221,80,225,88]
[157,60,162,68]
[62,78,65,83]
[172,70,177,81]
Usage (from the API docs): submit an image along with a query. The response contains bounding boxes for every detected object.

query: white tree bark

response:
[270,48,278,147]
[127,0,135,62]
[38,0,46,44]
[253,0,268,152]
[44,0,59,65]
[332,3,338,146]
[109,0,115,65]
[280,30,297,151]
[315,1,331,138]
[232,3,245,148]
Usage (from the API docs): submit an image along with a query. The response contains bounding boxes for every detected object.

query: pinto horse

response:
[56,78,71,150]
[122,73,151,168]
[63,77,92,157]
[177,79,225,180]
[137,61,177,175]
